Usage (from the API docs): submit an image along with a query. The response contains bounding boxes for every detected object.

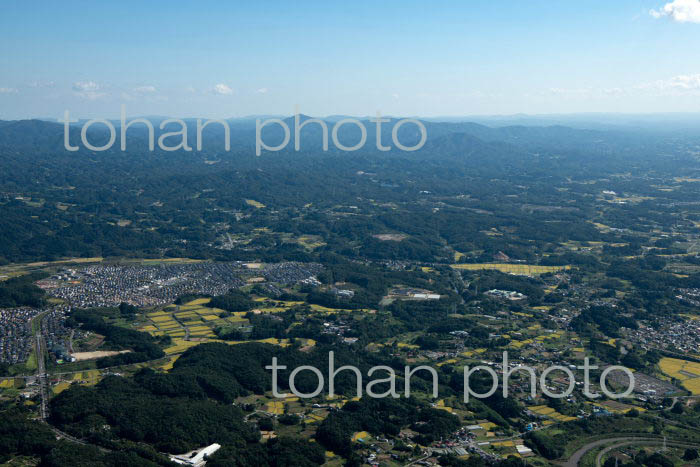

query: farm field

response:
[244,199,266,208]
[161,336,304,355]
[527,405,577,423]
[450,263,571,276]
[0,378,21,389]
[139,298,233,339]
[140,297,329,338]
[136,297,329,358]
[659,357,700,395]
[50,370,103,395]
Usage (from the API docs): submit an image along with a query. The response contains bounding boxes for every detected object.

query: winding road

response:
[595,439,700,466]
[562,435,700,467]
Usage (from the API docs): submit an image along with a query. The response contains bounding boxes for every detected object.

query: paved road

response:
[403,453,430,466]
[563,435,700,467]
[563,437,662,467]
[595,439,700,466]
[32,314,110,451]
[172,306,190,340]
[34,315,49,420]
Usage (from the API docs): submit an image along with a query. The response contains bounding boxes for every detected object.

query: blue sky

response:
[1,0,700,119]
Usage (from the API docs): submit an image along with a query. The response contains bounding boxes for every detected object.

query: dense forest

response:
[0,272,47,307]
[1,118,700,265]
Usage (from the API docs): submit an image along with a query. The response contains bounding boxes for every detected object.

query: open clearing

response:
[71,350,131,361]
[372,233,407,241]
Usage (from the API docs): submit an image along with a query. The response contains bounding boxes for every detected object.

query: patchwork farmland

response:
[139,298,317,357]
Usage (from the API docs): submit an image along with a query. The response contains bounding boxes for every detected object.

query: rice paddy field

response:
[139,298,238,340]
[450,263,571,276]
[51,370,103,394]
[0,378,22,389]
[244,199,266,208]
[156,355,180,371]
[52,381,72,394]
[590,401,646,415]
[507,329,565,349]
[658,357,700,395]
[528,405,577,422]
[461,348,486,357]
[135,298,324,358]
[434,399,453,412]
[265,400,285,415]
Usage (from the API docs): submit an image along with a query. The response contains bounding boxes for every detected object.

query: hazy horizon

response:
[8,111,700,123]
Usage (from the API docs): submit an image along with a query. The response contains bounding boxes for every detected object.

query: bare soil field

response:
[71,350,131,361]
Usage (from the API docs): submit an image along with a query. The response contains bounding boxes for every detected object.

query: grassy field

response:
[24,350,38,372]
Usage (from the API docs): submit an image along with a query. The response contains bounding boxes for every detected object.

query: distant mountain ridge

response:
[0,114,687,159]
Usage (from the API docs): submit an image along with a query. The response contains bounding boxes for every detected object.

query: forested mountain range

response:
[1,116,699,264]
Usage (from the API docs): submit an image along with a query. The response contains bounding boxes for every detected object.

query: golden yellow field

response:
[52,381,72,394]
[305,413,326,423]
[245,199,266,208]
[492,440,516,447]
[508,339,534,349]
[528,405,576,422]
[147,310,169,317]
[184,298,212,306]
[450,263,570,275]
[144,297,336,358]
[397,342,419,349]
[437,358,457,367]
[659,357,700,395]
[150,315,175,323]
[0,379,15,389]
[265,400,285,415]
[158,356,180,371]
[164,339,202,355]
[352,431,370,442]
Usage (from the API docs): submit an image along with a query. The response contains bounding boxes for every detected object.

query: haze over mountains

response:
[2,110,699,265]
[2,114,697,158]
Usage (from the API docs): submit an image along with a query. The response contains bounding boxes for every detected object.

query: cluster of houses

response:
[0,308,40,364]
[484,289,527,301]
